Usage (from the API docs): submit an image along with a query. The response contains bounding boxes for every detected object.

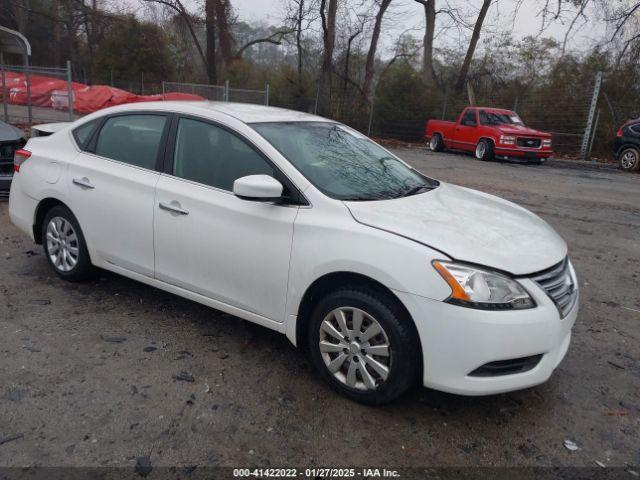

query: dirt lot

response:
[1,149,639,471]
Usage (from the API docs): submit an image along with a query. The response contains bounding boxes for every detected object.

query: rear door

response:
[67,112,170,276]
[454,108,478,151]
[153,115,300,322]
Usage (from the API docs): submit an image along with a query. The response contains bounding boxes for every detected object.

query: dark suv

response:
[615,118,640,172]
[0,121,26,197]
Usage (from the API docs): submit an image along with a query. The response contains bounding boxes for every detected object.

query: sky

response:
[132,0,606,57]
[226,0,605,54]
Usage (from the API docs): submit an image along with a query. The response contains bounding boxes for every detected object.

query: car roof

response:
[471,107,514,114]
[95,101,332,124]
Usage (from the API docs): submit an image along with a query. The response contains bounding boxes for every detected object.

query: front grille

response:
[469,354,543,377]
[516,137,541,148]
[529,257,577,318]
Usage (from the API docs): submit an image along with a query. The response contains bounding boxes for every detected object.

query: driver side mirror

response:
[233,175,283,201]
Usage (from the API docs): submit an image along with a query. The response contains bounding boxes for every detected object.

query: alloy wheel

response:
[318,307,392,391]
[475,142,486,159]
[429,136,438,151]
[621,150,638,170]
[46,216,79,272]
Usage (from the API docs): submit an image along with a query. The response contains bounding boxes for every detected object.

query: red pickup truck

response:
[425,107,553,163]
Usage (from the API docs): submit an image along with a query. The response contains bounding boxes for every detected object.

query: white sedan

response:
[9,102,578,404]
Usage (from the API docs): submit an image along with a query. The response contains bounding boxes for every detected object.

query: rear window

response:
[72,119,99,149]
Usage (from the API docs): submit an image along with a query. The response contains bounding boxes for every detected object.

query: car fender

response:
[283,203,452,345]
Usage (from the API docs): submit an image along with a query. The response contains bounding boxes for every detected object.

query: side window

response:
[630,124,640,135]
[173,117,274,191]
[73,119,99,149]
[94,114,167,170]
[462,109,477,126]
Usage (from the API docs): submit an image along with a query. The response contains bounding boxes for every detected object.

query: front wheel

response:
[307,287,420,405]
[475,139,494,161]
[42,205,94,281]
[619,147,639,171]
[429,133,444,152]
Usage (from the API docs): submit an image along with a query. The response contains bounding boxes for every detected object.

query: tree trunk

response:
[361,0,393,103]
[205,0,217,84]
[215,0,235,68]
[319,0,338,100]
[415,0,436,86]
[296,0,304,84]
[51,0,61,67]
[317,0,338,113]
[454,0,491,92]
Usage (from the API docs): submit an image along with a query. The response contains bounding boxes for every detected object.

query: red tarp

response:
[1,72,205,113]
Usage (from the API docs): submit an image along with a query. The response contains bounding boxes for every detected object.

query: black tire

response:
[619,147,640,171]
[429,133,444,152]
[41,205,94,282]
[307,287,420,405]
[475,139,495,161]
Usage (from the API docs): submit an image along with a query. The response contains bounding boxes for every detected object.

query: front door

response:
[153,116,299,322]
[454,108,478,151]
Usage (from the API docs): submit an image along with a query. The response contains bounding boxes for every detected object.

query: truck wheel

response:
[429,134,444,152]
[475,139,494,161]
[619,147,639,171]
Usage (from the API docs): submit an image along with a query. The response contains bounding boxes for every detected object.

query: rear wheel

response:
[429,133,444,152]
[619,147,639,171]
[475,139,494,161]
[307,287,420,405]
[42,205,94,281]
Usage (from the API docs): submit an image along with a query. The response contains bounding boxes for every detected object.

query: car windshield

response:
[480,111,523,126]
[251,122,438,201]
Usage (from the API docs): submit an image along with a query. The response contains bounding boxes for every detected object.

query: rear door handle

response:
[159,201,189,215]
[72,177,95,189]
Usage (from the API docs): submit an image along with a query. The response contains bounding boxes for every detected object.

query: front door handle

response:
[72,177,95,189]
[159,201,189,215]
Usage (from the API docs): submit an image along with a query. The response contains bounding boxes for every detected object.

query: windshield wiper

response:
[391,184,435,198]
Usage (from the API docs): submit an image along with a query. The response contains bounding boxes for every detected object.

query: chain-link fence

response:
[162,81,268,105]
[3,64,637,161]
[268,73,611,159]
[0,62,74,125]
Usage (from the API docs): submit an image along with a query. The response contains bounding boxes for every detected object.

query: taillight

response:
[14,149,31,172]
[616,127,624,137]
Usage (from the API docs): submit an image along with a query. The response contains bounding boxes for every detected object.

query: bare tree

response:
[414,0,436,86]
[319,0,338,99]
[362,0,393,103]
[454,0,492,91]
[205,0,217,83]
[141,0,208,75]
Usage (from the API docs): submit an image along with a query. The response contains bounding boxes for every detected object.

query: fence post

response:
[367,97,375,137]
[66,60,74,122]
[110,68,114,87]
[588,108,601,161]
[25,59,32,124]
[314,83,320,115]
[141,72,144,95]
[224,80,229,102]
[264,83,269,106]
[0,53,8,122]
[441,88,448,120]
[580,71,603,159]
[161,81,165,101]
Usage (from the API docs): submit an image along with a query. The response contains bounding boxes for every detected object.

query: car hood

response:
[345,183,566,275]
[496,124,550,137]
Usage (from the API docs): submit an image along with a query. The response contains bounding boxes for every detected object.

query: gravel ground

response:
[0,148,639,471]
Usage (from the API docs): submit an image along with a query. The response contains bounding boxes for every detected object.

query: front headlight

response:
[500,135,516,145]
[433,261,535,310]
